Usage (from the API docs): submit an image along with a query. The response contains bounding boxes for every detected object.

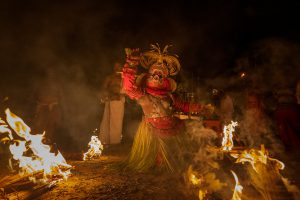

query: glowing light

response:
[0,108,72,183]
[240,72,246,78]
[231,145,284,173]
[83,135,103,160]
[199,189,207,200]
[231,171,243,200]
[190,173,202,185]
[221,121,238,151]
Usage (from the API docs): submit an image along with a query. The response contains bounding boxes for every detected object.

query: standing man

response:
[99,62,125,145]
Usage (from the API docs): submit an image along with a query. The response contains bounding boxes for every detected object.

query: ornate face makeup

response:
[146,63,169,88]
[140,44,181,76]
[138,44,179,93]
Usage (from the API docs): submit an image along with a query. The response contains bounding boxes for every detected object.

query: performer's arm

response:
[122,49,144,100]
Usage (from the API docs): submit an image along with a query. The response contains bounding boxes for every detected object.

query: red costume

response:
[121,45,207,172]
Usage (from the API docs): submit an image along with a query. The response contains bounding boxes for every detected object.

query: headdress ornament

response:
[140,43,181,76]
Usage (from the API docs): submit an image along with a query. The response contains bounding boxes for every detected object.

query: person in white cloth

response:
[99,62,125,145]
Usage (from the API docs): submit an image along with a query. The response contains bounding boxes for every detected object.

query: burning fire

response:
[0,108,72,182]
[198,190,207,200]
[83,135,103,160]
[230,144,285,173]
[221,121,238,151]
[190,118,296,199]
[187,165,206,199]
[230,145,287,199]
[231,171,243,200]
[189,173,202,186]
[187,165,203,186]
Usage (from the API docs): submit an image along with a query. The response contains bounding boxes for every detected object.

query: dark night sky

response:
[1,1,300,78]
[1,0,300,149]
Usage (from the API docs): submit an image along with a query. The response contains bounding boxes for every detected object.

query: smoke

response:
[0,1,126,151]
[235,38,300,93]
[233,39,300,152]
[0,0,246,151]
[1,1,298,152]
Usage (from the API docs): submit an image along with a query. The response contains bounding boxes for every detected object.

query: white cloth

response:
[99,97,125,144]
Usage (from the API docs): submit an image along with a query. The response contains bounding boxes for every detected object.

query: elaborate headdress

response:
[140,44,181,76]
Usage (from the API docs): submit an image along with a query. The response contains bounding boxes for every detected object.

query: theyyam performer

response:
[121,44,213,172]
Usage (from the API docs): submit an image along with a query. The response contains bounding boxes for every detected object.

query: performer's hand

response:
[125,48,140,67]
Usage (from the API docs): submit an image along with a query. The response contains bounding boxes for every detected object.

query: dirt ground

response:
[39,145,300,200]
[1,140,300,200]
[37,143,196,200]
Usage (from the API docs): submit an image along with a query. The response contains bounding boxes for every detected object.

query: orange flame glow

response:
[230,145,284,173]
[221,121,238,151]
[231,170,243,200]
[189,173,202,185]
[198,189,207,200]
[83,135,103,161]
[0,108,72,182]
[240,72,246,78]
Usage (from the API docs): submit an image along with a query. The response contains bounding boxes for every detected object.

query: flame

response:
[0,118,12,139]
[190,173,202,185]
[221,121,238,151]
[187,165,202,186]
[0,108,72,182]
[187,165,206,199]
[230,145,284,173]
[231,171,243,200]
[83,135,103,160]
[198,189,207,200]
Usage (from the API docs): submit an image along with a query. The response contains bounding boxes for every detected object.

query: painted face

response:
[146,63,169,89]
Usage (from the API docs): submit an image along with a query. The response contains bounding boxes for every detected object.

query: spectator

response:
[99,62,125,145]
[274,87,300,152]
